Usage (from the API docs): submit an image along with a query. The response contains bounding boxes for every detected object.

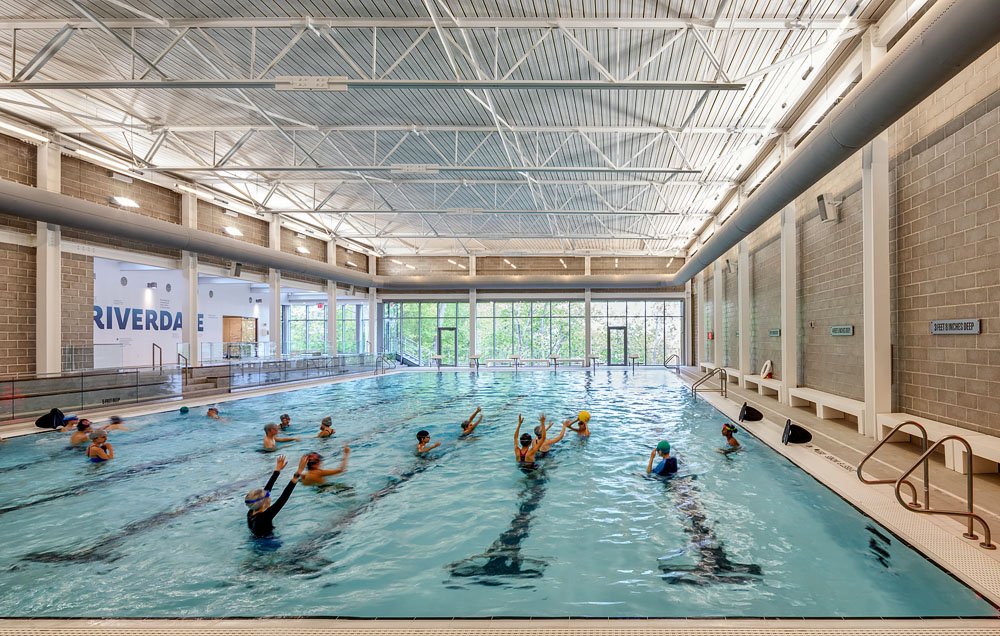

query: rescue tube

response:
[782,419,812,445]
[739,402,763,422]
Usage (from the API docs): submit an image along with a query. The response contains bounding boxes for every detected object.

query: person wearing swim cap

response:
[105,416,128,431]
[459,406,483,437]
[206,407,221,420]
[86,430,114,463]
[279,414,292,430]
[647,440,677,476]
[514,414,545,469]
[69,420,94,446]
[245,454,308,538]
[722,423,741,451]
[567,410,591,437]
[300,446,350,486]
[263,423,299,451]
[416,430,440,455]
[318,417,335,438]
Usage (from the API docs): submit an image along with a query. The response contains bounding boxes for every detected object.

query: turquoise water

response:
[0,370,994,618]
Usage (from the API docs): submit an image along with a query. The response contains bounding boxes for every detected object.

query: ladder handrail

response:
[856,420,929,509]
[663,354,681,374]
[692,367,727,398]
[152,343,163,371]
[894,435,995,550]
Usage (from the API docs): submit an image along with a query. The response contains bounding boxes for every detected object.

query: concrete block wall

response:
[723,247,738,368]
[690,285,699,367]
[749,216,781,378]
[378,256,470,277]
[280,227,327,263]
[61,253,94,368]
[197,202,268,247]
[0,244,36,377]
[795,153,865,401]
[61,156,180,224]
[0,132,37,233]
[889,42,1000,435]
[336,245,369,273]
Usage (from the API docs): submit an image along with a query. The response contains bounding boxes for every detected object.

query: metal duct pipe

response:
[674,0,1000,284]
[377,274,683,290]
[0,179,373,288]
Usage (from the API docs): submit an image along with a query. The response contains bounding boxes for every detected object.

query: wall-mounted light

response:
[457,263,467,270]
[0,119,49,143]
[817,193,843,223]
[726,259,737,274]
[559,258,567,269]
[346,260,357,267]
[146,282,157,289]
[296,246,310,254]
[447,259,458,265]
[223,226,243,237]
[390,259,404,265]
[614,258,619,268]
[405,263,416,270]
[110,195,139,208]
[223,210,239,218]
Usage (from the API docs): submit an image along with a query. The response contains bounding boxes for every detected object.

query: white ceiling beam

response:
[143,165,701,175]
[873,0,932,47]
[53,124,773,135]
[0,79,745,91]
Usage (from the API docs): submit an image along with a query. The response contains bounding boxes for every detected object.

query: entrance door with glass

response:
[437,327,457,366]
[607,326,627,365]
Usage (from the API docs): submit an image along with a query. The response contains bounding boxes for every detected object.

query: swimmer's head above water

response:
[655,440,671,456]
[279,414,291,429]
[264,423,279,436]
[519,433,533,447]
[305,452,323,469]
[722,423,738,437]
[244,488,270,511]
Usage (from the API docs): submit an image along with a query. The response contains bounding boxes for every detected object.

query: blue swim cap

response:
[179,406,189,414]
[656,440,671,453]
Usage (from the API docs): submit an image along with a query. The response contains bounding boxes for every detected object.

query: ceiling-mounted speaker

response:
[817,193,843,224]
[726,259,737,274]
[229,261,243,278]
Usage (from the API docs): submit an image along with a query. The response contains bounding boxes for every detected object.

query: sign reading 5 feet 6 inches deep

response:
[930,319,980,335]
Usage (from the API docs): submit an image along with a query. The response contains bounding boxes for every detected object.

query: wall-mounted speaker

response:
[229,261,243,278]
[817,193,843,224]
[726,259,737,274]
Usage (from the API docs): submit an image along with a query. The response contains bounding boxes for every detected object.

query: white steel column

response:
[713,259,724,368]
[779,148,799,403]
[683,280,692,366]
[468,289,477,362]
[35,144,62,374]
[863,32,891,439]
[737,239,751,388]
[696,271,706,365]
[367,254,377,354]
[268,269,282,357]
[584,256,592,360]
[326,241,338,356]
[180,193,199,365]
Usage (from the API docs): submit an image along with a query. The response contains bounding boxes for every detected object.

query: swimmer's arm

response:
[514,414,523,452]
[321,446,351,475]
[275,436,298,443]
[646,450,657,474]
[465,406,482,424]
[547,424,568,446]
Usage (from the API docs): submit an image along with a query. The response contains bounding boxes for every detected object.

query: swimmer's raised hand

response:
[342,445,351,455]
[518,414,524,425]
[275,455,288,471]
[297,455,310,472]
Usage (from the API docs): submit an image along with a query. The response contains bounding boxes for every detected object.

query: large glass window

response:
[283,304,328,355]
[589,300,684,365]
[476,300,586,360]
[336,302,369,354]
[382,302,470,365]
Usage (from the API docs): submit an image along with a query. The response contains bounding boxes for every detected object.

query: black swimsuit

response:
[246,470,297,537]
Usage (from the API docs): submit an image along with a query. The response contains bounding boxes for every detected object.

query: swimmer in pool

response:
[536,418,570,457]
[318,417,335,438]
[721,423,741,451]
[514,414,545,469]
[207,408,221,420]
[647,440,678,476]
[263,423,299,451]
[245,454,308,538]
[279,414,292,430]
[104,416,128,431]
[86,430,114,462]
[300,447,351,486]
[69,420,94,446]
[459,407,483,437]
[567,417,590,437]
[416,430,441,455]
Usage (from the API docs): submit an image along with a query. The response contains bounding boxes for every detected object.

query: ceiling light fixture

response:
[404,263,416,270]
[390,259,404,265]
[110,195,139,208]
[223,226,243,237]
[296,246,310,254]
[77,148,133,173]
[510,264,517,269]
[0,120,49,143]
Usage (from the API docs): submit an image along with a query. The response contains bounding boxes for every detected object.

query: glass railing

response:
[61,344,126,372]
[199,341,278,363]
[228,353,378,390]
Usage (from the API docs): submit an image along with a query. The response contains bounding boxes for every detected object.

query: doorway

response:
[607,326,627,366]
[437,327,457,366]
[223,316,258,358]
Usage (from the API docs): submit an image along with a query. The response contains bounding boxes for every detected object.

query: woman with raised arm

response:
[245,454,308,538]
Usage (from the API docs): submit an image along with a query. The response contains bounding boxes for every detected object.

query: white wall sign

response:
[930,319,980,335]
[830,325,855,336]
[768,328,781,337]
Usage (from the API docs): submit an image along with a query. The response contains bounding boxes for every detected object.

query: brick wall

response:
[0,244,36,377]
[702,269,714,363]
[62,253,94,369]
[61,156,180,224]
[197,202,269,247]
[723,248,738,368]
[0,133,37,233]
[280,227,327,263]
[336,245,369,273]
[378,256,470,277]
[890,47,1000,434]
[750,216,782,378]
[795,154,865,400]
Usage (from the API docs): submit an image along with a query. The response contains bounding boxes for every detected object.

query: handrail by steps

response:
[692,367,727,398]
[152,343,163,371]
[664,354,681,374]
[894,435,995,550]
[856,420,929,509]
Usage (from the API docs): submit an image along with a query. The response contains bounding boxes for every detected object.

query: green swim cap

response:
[656,440,671,453]
[179,406,189,414]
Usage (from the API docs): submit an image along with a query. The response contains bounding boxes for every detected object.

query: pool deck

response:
[2,366,999,634]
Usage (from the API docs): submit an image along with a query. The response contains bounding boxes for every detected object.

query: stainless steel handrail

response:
[152,343,163,370]
[664,353,681,374]
[894,435,995,550]
[692,367,727,398]
[856,420,929,509]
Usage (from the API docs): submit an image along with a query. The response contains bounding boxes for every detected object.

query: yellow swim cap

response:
[578,410,591,423]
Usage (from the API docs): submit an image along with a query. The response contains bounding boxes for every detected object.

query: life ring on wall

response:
[760,359,773,379]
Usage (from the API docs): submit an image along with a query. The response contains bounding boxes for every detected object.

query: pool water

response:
[0,371,994,618]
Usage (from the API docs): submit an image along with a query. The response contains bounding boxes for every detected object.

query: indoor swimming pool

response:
[0,371,994,618]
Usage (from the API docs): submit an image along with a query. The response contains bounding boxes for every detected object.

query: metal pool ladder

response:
[692,367,727,398]
[857,421,995,550]
[663,354,681,375]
